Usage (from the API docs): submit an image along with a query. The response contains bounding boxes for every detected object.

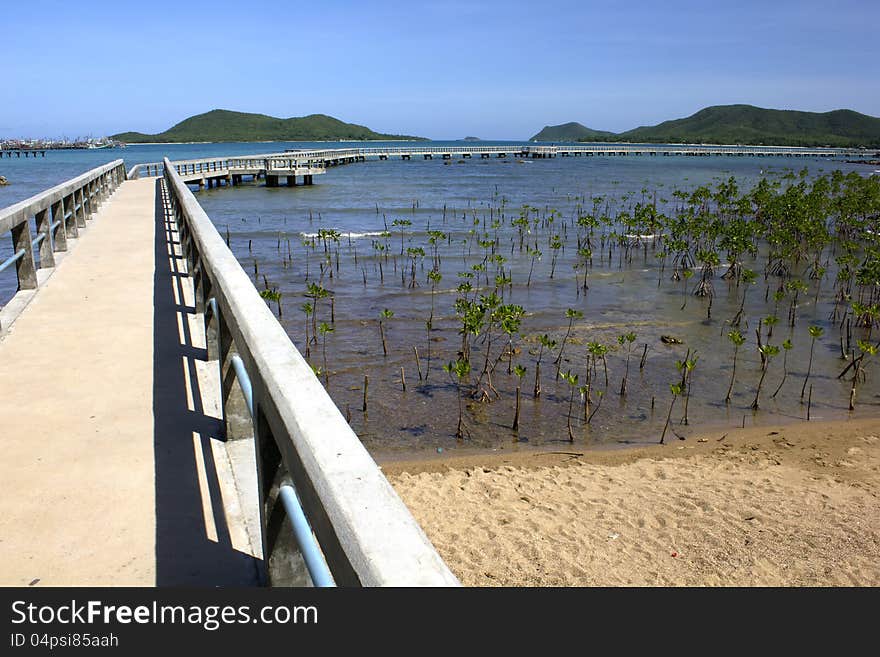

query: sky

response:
[2,0,879,140]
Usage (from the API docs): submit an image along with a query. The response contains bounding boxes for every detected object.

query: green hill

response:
[529,106,880,147]
[530,121,616,142]
[112,109,426,143]
[618,105,880,147]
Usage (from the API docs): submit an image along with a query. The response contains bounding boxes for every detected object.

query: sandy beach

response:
[383,418,880,586]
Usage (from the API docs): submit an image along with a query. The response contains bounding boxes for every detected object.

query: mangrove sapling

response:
[751,344,779,410]
[533,334,557,399]
[680,269,694,310]
[299,303,313,358]
[730,269,757,327]
[406,247,425,287]
[587,341,610,388]
[849,340,877,410]
[392,218,412,255]
[498,304,525,375]
[259,288,283,318]
[771,338,794,398]
[677,353,698,425]
[801,325,824,401]
[549,235,563,278]
[317,322,333,387]
[661,383,682,445]
[555,308,583,379]
[586,388,604,425]
[562,371,579,442]
[786,279,809,328]
[379,308,394,357]
[617,331,637,396]
[512,364,526,431]
[764,314,779,339]
[305,282,330,343]
[443,359,471,440]
[725,330,746,403]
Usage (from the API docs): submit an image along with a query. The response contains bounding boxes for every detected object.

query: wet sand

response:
[382,417,880,586]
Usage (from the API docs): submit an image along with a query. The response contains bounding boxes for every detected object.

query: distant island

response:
[112,109,427,143]
[462,136,481,141]
[529,122,616,142]
[530,105,880,147]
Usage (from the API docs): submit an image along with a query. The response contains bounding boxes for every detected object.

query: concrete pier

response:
[0,178,260,585]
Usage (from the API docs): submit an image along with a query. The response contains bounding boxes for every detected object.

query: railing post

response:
[51,200,67,252]
[34,208,55,268]
[63,194,78,238]
[11,221,37,290]
[88,181,99,215]
[217,319,252,443]
[74,188,86,227]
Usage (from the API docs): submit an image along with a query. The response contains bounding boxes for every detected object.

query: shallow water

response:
[3,142,878,453]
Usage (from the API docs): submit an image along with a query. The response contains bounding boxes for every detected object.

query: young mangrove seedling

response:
[555,308,583,379]
[677,353,698,425]
[533,334,557,399]
[725,330,746,403]
[771,338,794,398]
[850,340,877,410]
[443,358,471,440]
[751,344,779,410]
[801,325,824,401]
[317,322,333,386]
[617,331,637,396]
[661,383,682,445]
[561,371,579,442]
[512,364,526,432]
[378,308,394,357]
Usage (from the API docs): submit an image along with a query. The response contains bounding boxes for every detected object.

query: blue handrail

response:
[207,297,336,587]
[0,249,25,274]
[278,485,335,587]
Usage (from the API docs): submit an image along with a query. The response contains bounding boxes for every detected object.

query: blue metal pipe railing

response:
[0,249,25,274]
[230,355,254,415]
[207,297,336,587]
[278,486,335,587]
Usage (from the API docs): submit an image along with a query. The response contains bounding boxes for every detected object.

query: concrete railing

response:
[161,158,459,587]
[0,159,127,330]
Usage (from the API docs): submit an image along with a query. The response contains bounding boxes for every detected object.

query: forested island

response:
[531,105,880,147]
[113,109,426,143]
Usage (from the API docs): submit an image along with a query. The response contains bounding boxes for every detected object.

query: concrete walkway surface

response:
[0,178,259,586]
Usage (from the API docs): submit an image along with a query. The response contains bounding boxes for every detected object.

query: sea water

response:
[2,142,876,453]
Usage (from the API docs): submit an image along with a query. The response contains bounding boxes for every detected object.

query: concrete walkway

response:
[0,178,259,586]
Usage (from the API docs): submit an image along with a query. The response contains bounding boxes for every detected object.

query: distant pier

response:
[1,149,47,158]
[126,143,867,192]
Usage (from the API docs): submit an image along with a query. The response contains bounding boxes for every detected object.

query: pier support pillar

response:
[287,176,297,187]
[266,175,279,188]
[304,175,313,185]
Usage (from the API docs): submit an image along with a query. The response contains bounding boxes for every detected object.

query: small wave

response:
[299,231,388,240]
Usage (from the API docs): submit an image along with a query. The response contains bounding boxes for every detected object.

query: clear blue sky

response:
[3,0,878,139]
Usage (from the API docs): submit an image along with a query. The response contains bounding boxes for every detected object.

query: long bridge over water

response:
[134,142,868,191]
[0,142,870,586]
